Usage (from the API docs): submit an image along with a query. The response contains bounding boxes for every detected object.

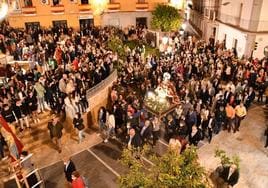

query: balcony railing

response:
[51,5,65,13]
[86,69,117,99]
[78,4,91,12]
[108,2,120,11]
[136,2,149,10]
[21,6,37,14]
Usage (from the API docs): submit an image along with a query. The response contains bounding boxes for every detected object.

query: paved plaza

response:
[1,105,268,188]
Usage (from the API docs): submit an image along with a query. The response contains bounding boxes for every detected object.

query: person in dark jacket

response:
[1,104,16,124]
[63,157,76,183]
[219,164,239,187]
[13,100,30,131]
[98,106,107,134]
[188,125,201,146]
[73,113,85,144]
[215,106,226,134]
[127,128,142,149]
[47,116,64,153]
[140,120,152,144]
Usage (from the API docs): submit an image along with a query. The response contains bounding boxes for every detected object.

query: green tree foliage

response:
[107,36,125,58]
[151,4,182,32]
[215,149,241,168]
[119,146,211,188]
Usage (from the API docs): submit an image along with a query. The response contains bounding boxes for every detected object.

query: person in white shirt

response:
[104,111,115,143]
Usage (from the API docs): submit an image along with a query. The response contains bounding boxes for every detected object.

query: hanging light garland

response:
[91,0,109,15]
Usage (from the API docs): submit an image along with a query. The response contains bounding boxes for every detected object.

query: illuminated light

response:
[169,0,185,9]
[91,0,109,15]
[0,2,8,21]
[162,36,168,45]
[179,29,184,35]
[181,23,186,30]
[147,91,155,99]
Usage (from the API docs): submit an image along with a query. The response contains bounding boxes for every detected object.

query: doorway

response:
[25,22,40,31]
[52,20,67,28]
[136,17,147,28]
[79,19,94,30]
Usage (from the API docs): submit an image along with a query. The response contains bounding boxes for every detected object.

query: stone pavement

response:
[198,104,268,188]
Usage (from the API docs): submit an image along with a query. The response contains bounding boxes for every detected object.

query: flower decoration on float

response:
[91,0,109,15]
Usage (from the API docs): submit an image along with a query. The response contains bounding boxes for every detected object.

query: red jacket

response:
[72,177,85,188]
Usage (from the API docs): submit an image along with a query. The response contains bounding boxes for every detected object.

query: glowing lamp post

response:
[91,0,109,15]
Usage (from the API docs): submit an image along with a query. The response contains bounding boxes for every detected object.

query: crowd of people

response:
[0,20,267,188]
[100,31,268,153]
[0,21,126,159]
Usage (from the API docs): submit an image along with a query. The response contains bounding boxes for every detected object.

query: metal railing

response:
[86,69,118,99]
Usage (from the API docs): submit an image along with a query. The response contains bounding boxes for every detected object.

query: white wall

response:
[219,0,254,29]
[102,11,152,28]
[257,0,268,31]
[217,23,248,58]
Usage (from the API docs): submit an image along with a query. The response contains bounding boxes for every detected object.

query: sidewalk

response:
[198,105,268,188]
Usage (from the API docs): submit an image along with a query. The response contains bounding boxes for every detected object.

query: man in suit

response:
[244,87,255,109]
[63,157,76,183]
[127,128,142,150]
[140,120,152,144]
[219,164,239,187]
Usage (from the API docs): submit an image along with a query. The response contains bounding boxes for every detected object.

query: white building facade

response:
[189,0,268,59]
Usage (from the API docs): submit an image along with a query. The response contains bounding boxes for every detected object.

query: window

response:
[53,20,67,28]
[81,0,88,4]
[24,0,33,7]
[52,0,60,6]
[233,39,238,49]
[25,22,40,31]
[79,19,94,30]
[212,27,216,37]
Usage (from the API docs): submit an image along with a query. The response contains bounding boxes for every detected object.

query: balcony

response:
[78,4,91,12]
[50,5,65,13]
[107,3,120,11]
[21,6,37,14]
[136,2,149,10]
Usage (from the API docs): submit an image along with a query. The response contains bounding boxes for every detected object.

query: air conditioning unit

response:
[41,0,49,5]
